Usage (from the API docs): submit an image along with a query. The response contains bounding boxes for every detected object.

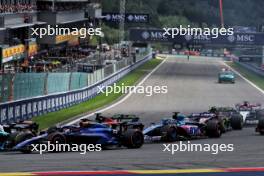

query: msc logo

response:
[150,31,166,39]
[142,31,150,39]
[105,14,112,21]
[127,15,134,21]
[105,14,124,21]
[127,15,148,22]
[236,34,255,42]
[142,31,167,40]
[227,34,255,43]
[227,35,235,43]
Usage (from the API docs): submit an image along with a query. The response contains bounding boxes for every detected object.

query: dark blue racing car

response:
[14,119,144,153]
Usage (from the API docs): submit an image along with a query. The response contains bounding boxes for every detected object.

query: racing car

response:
[184,50,200,56]
[0,121,38,151]
[14,118,144,153]
[208,107,244,131]
[94,113,144,131]
[256,118,264,135]
[0,125,9,150]
[235,101,264,125]
[189,111,229,133]
[218,69,235,83]
[143,112,222,143]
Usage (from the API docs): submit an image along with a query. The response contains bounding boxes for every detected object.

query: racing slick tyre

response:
[15,132,35,154]
[15,132,34,144]
[230,115,243,130]
[123,129,144,149]
[219,119,229,133]
[256,110,264,120]
[161,125,178,142]
[47,132,66,145]
[206,120,221,138]
[5,132,19,148]
[257,118,264,135]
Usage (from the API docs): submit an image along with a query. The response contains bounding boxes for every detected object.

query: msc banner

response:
[129,28,264,46]
[102,13,149,23]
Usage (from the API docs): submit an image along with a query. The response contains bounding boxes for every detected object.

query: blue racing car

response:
[14,119,144,153]
[143,112,222,143]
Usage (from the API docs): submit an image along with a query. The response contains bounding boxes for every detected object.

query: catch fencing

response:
[0,50,152,124]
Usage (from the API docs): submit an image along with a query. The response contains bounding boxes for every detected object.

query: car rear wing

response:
[189,112,216,118]
[215,107,235,112]
[2,121,39,133]
[95,113,140,123]
[111,114,140,122]
[235,103,262,110]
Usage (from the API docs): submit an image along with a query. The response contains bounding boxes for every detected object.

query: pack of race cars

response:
[0,101,263,153]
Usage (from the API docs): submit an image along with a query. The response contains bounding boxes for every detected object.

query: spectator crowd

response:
[0,3,36,13]
[37,2,86,11]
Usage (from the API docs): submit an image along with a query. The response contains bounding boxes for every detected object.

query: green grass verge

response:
[33,58,162,130]
[228,62,264,90]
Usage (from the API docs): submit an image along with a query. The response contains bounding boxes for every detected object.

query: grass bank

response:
[228,62,264,90]
[33,58,162,130]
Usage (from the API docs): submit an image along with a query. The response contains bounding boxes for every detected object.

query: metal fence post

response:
[8,73,15,101]
[69,72,73,91]
[44,73,49,95]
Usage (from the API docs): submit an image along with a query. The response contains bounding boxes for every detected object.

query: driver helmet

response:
[209,106,217,113]
[243,101,249,106]
[176,114,186,121]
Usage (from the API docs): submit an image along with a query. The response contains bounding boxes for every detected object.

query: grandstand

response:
[0,0,102,73]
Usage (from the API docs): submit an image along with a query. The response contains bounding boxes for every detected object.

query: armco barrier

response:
[234,61,264,77]
[0,53,152,124]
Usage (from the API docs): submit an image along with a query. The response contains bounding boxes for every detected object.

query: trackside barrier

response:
[13,73,47,100]
[0,52,152,124]
[234,61,264,77]
[0,74,12,102]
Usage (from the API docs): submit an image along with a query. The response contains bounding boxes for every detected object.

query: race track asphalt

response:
[0,55,263,172]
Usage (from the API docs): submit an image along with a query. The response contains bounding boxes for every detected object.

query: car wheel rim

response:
[53,136,65,144]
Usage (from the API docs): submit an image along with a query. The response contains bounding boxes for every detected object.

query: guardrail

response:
[234,61,264,77]
[172,51,224,57]
[0,52,153,124]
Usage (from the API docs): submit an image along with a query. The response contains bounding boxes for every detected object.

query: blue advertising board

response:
[129,28,264,46]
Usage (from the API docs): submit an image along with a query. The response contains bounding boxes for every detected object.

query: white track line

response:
[222,61,264,95]
[66,57,167,125]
